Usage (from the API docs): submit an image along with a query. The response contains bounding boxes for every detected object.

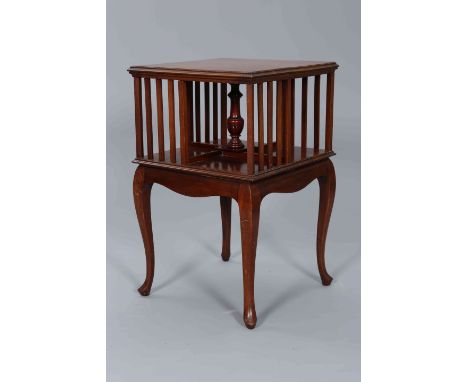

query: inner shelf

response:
[133,143,334,179]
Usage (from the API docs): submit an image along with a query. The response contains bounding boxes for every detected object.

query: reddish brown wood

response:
[317,161,336,285]
[144,78,154,159]
[132,158,336,328]
[129,60,339,330]
[266,81,273,168]
[325,72,335,151]
[195,82,201,142]
[276,80,283,165]
[212,83,218,143]
[246,84,255,175]
[204,82,210,143]
[301,77,308,158]
[156,79,165,161]
[133,77,144,158]
[220,196,231,261]
[168,79,176,162]
[290,79,295,157]
[225,84,245,151]
[178,80,188,163]
[133,166,154,296]
[257,83,264,170]
[187,81,194,143]
[220,83,227,145]
[282,80,287,159]
[238,183,261,329]
[314,75,320,151]
[284,79,293,162]
[129,58,338,83]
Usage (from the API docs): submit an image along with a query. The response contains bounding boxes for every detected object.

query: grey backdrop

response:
[107,0,360,381]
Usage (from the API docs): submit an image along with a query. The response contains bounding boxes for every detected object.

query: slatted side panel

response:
[131,71,336,173]
[132,77,194,164]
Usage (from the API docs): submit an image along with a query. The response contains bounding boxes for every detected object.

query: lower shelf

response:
[133,144,334,181]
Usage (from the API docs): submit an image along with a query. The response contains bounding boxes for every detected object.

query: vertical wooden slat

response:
[212,83,218,143]
[257,83,264,170]
[178,80,188,164]
[284,80,292,162]
[168,79,176,163]
[314,75,320,151]
[195,82,201,142]
[204,82,210,142]
[282,80,288,160]
[276,80,283,165]
[247,84,255,175]
[133,77,144,158]
[220,83,227,145]
[325,71,335,151]
[187,81,193,143]
[290,79,295,158]
[185,82,192,158]
[266,81,273,168]
[144,78,154,159]
[156,79,165,161]
[301,77,308,158]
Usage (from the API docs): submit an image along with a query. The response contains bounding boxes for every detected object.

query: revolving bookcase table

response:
[128,58,339,329]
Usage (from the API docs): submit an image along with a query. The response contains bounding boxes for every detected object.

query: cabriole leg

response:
[220,196,232,261]
[133,166,155,296]
[238,184,261,329]
[316,161,336,286]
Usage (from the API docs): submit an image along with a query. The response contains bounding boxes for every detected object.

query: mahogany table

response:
[128,58,339,329]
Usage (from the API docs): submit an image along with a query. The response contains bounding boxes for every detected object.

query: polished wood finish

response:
[187,81,194,143]
[266,81,273,168]
[220,83,228,145]
[325,72,335,151]
[204,82,210,143]
[168,79,176,162]
[213,83,218,143]
[177,80,188,164]
[156,79,165,161]
[195,81,201,142]
[129,58,338,83]
[301,77,308,158]
[128,58,339,329]
[276,80,284,165]
[225,84,245,151]
[133,77,144,158]
[314,75,320,151]
[290,78,295,157]
[133,166,154,296]
[220,196,232,261]
[144,78,154,159]
[285,79,293,162]
[246,84,255,175]
[257,83,264,170]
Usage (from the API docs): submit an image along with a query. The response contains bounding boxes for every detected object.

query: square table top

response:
[128,58,338,83]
